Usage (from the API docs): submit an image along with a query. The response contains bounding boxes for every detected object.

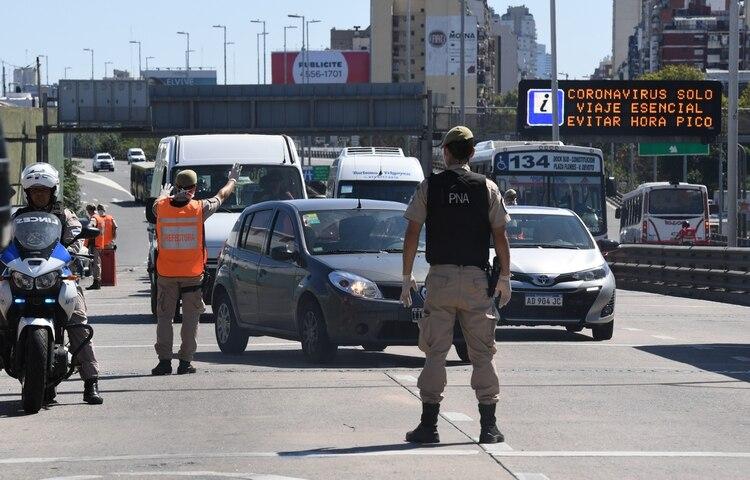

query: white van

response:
[326,147,424,203]
[146,134,306,312]
[616,181,709,245]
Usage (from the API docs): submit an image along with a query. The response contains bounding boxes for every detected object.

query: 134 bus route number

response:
[509,154,549,170]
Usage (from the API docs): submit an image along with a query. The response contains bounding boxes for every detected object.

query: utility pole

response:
[550,0,560,142]
[256,32,262,84]
[212,25,227,85]
[129,40,142,78]
[459,0,466,124]
[406,0,412,81]
[2,62,6,97]
[177,32,190,78]
[284,25,298,84]
[83,48,94,80]
[288,15,306,83]
[145,56,154,71]
[307,19,321,82]
[728,0,739,246]
[36,56,42,107]
[251,20,267,84]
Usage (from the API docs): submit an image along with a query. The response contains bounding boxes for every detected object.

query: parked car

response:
[93,153,115,172]
[127,147,147,163]
[212,199,470,363]
[498,206,617,340]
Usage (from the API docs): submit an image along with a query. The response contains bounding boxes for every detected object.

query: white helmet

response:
[21,163,60,191]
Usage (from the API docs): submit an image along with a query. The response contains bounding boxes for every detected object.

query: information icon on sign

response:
[527,89,565,126]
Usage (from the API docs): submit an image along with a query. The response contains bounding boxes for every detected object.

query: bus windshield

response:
[648,188,704,215]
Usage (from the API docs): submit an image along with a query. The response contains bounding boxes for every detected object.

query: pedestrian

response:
[14,163,103,404]
[504,188,518,206]
[84,204,102,289]
[400,126,512,444]
[85,204,116,289]
[151,164,242,376]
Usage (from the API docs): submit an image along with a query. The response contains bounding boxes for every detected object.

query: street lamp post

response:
[550,0,560,142]
[251,20,267,84]
[129,40,142,79]
[212,25,227,85]
[38,54,48,86]
[104,61,112,79]
[459,0,465,124]
[283,25,298,84]
[83,48,94,80]
[64,66,71,79]
[145,56,154,71]
[306,19,321,84]
[177,31,191,78]
[256,32,262,84]
[728,0,740,246]
[288,15,306,83]
[226,42,235,83]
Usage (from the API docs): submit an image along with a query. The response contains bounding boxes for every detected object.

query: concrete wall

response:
[0,106,63,205]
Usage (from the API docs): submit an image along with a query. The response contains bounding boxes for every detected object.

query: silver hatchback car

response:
[497,206,617,340]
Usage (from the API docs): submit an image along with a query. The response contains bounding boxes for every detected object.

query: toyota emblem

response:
[533,275,552,286]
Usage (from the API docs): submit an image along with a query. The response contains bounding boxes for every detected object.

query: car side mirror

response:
[597,239,619,253]
[271,244,298,262]
[614,207,621,219]
[145,197,157,224]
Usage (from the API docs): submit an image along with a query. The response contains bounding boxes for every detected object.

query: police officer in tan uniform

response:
[401,126,512,444]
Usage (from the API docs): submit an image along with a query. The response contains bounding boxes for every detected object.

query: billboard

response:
[517,80,723,140]
[425,16,477,77]
[271,51,370,84]
[143,69,217,86]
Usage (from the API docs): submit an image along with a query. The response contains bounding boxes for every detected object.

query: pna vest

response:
[155,198,206,277]
[94,214,114,249]
[425,169,490,269]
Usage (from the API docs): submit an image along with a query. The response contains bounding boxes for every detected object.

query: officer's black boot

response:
[83,378,103,405]
[405,403,440,443]
[86,280,101,290]
[177,360,196,375]
[151,359,172,376]
[478,403,504,444]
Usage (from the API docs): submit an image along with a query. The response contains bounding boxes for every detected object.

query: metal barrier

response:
[606,245,750,306]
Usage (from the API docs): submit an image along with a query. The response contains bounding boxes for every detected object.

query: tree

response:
[493,90,518,108]
[638,64,705,81]
[62,158,82,214]
[739,83,750,108]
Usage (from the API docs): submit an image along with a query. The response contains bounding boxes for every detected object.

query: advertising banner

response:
[271,51,370,84]
[425,16,477,77]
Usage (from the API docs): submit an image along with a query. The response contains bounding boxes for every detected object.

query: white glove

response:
[400,274,417,308]
[228,163,242,182]
[494,275,512,308]
[159,183,173,198]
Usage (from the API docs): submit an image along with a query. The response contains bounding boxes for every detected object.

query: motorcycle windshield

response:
[12,212,62,253]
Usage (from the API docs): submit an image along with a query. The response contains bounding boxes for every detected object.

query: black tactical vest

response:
[425,168,490,268]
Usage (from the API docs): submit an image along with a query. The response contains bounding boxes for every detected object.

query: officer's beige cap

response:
[441,126,474,146]
[175,169,198,188]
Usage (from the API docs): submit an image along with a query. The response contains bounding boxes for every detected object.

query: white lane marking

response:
[76,171,133,198]
[0,449,479,465]
[651,335,676,340]
[731,356,750,362]
[516,474,550,480]
[442,412,473,422]
[393,374,418,383]
[489,451,750,458]
[114,472,307,479]
[42,476,102,480]
[482,442,514,452]
[621,327,643,331]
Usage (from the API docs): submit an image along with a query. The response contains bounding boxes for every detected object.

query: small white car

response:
[127,148,147,163]
[93,153,115,172]
[497,206,617,341]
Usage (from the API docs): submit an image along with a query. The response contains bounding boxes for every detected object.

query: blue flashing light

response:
[14,298,26,304]
[44,298,55,304]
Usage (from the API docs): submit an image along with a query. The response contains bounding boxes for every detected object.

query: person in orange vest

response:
[84,204,103,289]
[151,164,241,376]
[85,204,117,289]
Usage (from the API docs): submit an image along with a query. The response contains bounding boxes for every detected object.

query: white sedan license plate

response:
[525,294,563,307]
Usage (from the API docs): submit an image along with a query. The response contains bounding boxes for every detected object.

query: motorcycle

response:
[0,212,98,414]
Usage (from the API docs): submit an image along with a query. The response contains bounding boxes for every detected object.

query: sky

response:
[0,0,612,86]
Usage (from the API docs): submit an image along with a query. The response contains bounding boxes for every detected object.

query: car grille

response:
[378,284,402,301]
[378,321,420,341]
[500,288,599,321]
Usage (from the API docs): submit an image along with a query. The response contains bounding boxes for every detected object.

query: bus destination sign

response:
[494,151,602,174]
[517,80,723,140]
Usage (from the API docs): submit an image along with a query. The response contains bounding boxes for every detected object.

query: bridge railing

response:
[606,244,750,306]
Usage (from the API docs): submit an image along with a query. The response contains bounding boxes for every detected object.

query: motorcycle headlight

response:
[35,271,60,290]
[571,264,609,282]
[11,272,34,290]
[328,271,383,299]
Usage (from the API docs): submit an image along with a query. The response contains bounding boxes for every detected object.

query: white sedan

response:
[496,206,617,341]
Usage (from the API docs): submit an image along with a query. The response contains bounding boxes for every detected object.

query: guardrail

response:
[606,245,750,306]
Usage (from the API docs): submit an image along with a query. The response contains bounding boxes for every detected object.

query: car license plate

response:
[525,294,563,307]
[411,308,424,322]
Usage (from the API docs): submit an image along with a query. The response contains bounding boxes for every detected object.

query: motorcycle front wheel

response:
[22,327,49,414]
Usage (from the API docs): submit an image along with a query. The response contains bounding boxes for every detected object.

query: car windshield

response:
[300,209,426,255]
[97,154,112,159]
[338,181,420,204]
[11,212,62,252]
[505,213,594,249]
[130,149,144,155]
[649,188,704,215]
[172,165,304,212]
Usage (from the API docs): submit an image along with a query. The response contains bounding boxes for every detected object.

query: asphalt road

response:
[1,159,748,480]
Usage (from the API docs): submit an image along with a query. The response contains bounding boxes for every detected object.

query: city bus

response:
[470,141,609,239]
[616,181,709,245]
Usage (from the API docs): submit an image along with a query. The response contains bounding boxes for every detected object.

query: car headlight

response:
[11,272,34,290]
[328,271,383,299]
[571,264,608,281]
[35,271,60,290]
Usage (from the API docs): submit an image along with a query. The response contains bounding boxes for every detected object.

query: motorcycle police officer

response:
[401,126,511,444]
[13,163,103,405]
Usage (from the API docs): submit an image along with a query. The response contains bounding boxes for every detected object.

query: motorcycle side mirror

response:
[145,197,157,224]
[77,227,100,240]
